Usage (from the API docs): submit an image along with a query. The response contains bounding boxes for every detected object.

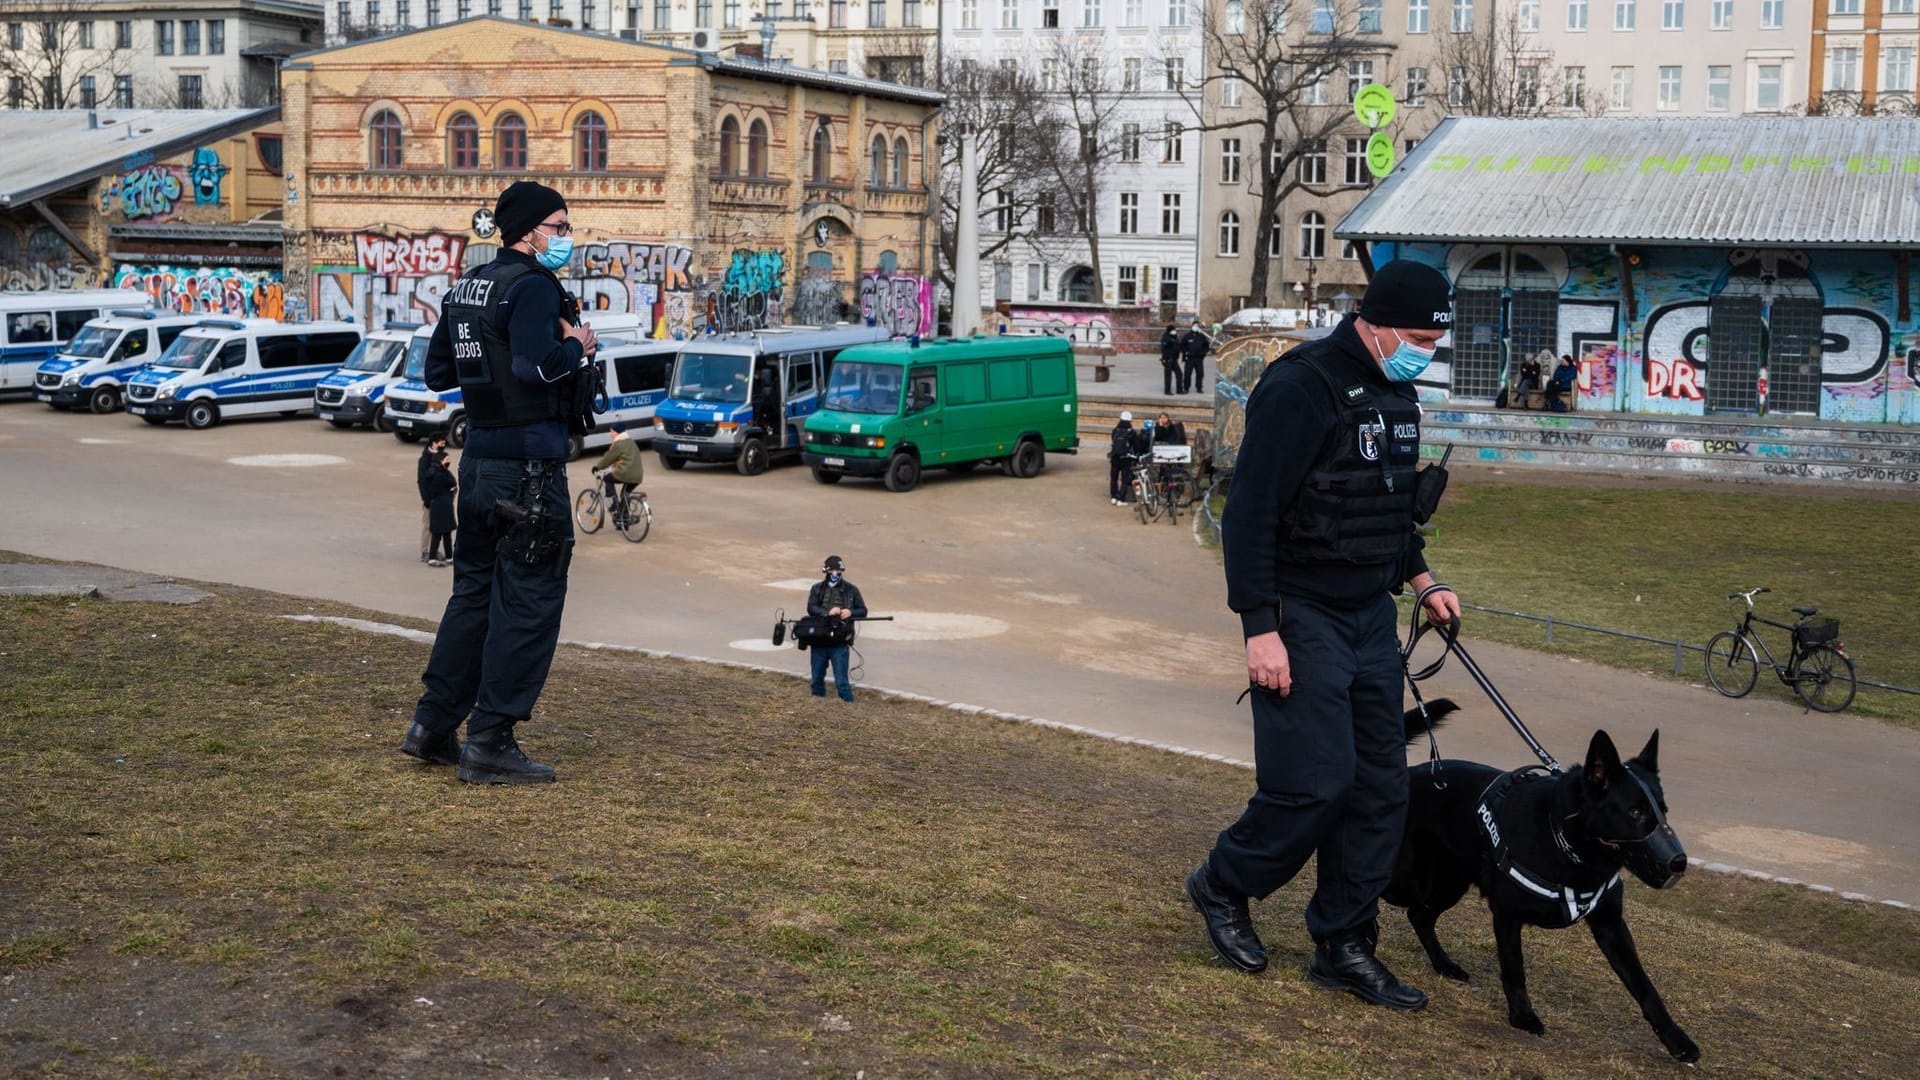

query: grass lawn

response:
[3,582,1918,1076]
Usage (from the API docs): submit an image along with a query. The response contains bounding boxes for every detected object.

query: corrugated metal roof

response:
[0,108,280,208]
[1336,117,1920,248]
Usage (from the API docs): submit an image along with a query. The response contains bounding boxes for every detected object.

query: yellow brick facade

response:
[280,18,939,337]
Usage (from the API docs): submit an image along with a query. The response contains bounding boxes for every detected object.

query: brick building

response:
[279,17,941,336]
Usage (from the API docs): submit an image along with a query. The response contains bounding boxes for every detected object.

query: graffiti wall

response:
[0,220,96,292]
[97,148,231,223]
[858,270,932,337]
[113,265,285,319]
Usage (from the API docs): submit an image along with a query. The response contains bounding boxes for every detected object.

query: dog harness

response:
[1477,769,1623,928]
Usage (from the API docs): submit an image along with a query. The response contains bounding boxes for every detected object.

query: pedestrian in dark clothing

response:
[424,451,458,565]
[416,432,448,563]
[807,555,868,702]
[1180,323,1212,395]
[1547,354,1579,412]
[1107,410,1142,504]
[1187,259,1464,1014]
[1160,324,1183,394]
[399,179,600,786]
[1152,411,1187,446]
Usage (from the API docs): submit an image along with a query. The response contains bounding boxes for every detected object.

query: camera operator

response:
[806,555,867,702]
[399,180,597,785]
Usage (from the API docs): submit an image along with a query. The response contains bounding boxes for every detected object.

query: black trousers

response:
[1163,359,1181,394]
[1109,459,1133,501]
[413,456,573,737]
[1183,355,1205,394]
[1207,591,1408,943]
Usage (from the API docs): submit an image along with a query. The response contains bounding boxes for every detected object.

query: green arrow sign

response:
[1366,131,1397,178]
[1354,84,1397,128]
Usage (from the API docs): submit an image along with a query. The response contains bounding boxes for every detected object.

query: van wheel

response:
[88,386,121,414]
[737,437,769,476]
[883,452,921,493]
[394,430,421,444]
[185,401,220,430]
[448,414,469,448]
[810,464,843,485]
[1011,439,1044,478]
[371,409,392,433]
[565,434,584,460]
[659,452,687,471]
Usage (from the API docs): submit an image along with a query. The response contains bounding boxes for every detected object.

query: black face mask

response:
[826,572,842,585]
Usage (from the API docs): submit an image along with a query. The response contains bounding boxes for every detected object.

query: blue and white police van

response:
[313,322,420,431]
[1,289,149,396]
[123,318,363,429]
[34,309,203,413]
[653,325,892,475]
[578,338,682,454]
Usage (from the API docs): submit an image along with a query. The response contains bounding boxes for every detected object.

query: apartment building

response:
[1520,0,1812,115]
[1810,0,1919,112]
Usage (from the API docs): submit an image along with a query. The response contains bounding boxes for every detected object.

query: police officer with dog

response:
[399,180,598,785]
[1186,260,1463,1011]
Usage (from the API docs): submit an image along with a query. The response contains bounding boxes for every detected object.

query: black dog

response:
[1383,706,1700,1063]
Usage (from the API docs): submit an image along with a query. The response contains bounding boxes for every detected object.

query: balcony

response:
[860,186,927,214]
[708,175,793,207]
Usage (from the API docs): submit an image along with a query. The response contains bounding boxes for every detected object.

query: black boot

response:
[399,722,460,766]
[1307,931,1428,1011]
[457,724,556,785]
[1186,864,1268,973]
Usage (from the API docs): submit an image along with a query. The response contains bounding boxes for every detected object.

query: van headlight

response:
[155,385,177,400]
[61,373,81,387]
[863,436,886,449]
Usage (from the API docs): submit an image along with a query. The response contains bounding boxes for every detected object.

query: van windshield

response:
[671,352,750,403]
[823,361,902,414]
[155,334,221,370]
[404,336,429,380]
[345,337,407,373]
[62,325,121,359]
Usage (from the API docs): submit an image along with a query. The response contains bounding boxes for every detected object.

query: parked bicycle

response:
[574,472,652,543]
[1705,587,1856,712]
[1129,448,1197,526]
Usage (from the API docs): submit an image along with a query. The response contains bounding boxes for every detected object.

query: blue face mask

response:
[535,234,573,272]
[827,572,842,585]
[1377,328,1437,382]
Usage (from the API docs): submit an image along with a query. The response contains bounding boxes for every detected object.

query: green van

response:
[801,336,1080,492]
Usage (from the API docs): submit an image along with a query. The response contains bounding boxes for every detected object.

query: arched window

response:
[718,115,740,175]
[1060,266,1097,303]
[1218,211,1240,256]
[811,122,832,183]
[893,136,909,187]
[447,112,479,171]
[1299,211,1326,259]
[369,108,403,170]
[495,113,527,171]
[747,119,768,176]
[870,133,888,186]
[575,111,608,173]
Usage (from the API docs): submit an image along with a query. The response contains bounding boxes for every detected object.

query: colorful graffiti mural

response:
[858,271,932,336]
[188,149,229,206]
[99,165,188,221]
[113,265,286,319]
[1007,309,1113,347]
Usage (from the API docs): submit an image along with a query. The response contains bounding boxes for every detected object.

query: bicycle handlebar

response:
[1728,587,1770,608]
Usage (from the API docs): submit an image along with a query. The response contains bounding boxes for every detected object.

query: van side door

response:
[782,350,820,448]
[905,365,942,458]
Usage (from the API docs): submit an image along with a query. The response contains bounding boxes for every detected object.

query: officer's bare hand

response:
[1246,632,1291,697]
[562,319,598,357]
[1410,573,1461,628]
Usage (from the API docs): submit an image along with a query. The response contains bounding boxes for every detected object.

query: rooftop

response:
[0,108,281,209]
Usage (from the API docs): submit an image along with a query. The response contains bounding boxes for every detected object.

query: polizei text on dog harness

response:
[1477,769,1621,927]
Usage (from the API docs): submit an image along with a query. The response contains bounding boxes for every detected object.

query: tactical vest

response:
[441,260,566,429]
[818,579,850,611]
[1279,353,1423,565]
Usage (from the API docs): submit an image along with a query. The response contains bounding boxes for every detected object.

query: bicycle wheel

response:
[618,495,652,543]
[1703,631,1759,698]
[573,488,604,534]
[1132,477,1158,523]
[1793,645,1857,713]
[1163,481,1180,524]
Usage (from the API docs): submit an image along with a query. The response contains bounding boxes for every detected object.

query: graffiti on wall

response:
[0,226,94,291]
[313,230,470,326]
[1007,308,1113,347]
[99,165,188,221]
[113,265,285,320]
[188,149,229,206]
[702,249,788,333]
[858,271,932,336]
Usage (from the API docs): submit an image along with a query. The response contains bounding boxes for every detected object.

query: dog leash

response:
[1403,583,1564,776]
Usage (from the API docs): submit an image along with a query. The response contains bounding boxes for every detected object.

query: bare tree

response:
[1434,7,1585,117]
[934,55,1066,295]
[1173,0,1388,307]
[0,1,129,109]
[1027,34,1139,301]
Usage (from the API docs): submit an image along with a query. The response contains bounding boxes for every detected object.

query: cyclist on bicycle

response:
[591,422,645,507]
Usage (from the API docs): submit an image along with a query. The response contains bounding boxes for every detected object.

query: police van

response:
[123,318,363,429]
[1,289,149,395]
[313,322,419,431]
[34,309,203,413]
[654,324,892,475]
[578,338,681,453]
[384,311,648,451]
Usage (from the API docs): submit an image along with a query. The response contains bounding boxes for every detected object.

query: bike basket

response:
[1795,619,1840,647]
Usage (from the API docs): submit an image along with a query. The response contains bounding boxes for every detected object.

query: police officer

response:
[399,180,598,785]
[806,555,867,702]
[1186,260,1462,1011]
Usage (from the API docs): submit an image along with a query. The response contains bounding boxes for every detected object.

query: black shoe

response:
[1307,934,1428,1011]
[1185,865,1267,973]
[457,725,556,785]
[399,722,460,766]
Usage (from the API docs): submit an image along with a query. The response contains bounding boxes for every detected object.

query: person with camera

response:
[399,180,598,785]
[1186,260,1462,1011]
[806,555,867,702]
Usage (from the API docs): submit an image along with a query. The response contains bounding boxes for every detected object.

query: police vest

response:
[441,260,568,429]
[1280,354,1422,565]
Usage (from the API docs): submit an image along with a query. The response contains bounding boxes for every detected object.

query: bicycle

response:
[574,472,652,543]
[1705,587,1856,713]
[1127,453,1163,524]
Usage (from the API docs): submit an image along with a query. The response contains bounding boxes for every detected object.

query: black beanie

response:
[494,180,567,246]
[1357,260,1454,331]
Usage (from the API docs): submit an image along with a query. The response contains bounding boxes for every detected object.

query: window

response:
[1564,65,1586,107]
[1568,0,1588,28]
[576,111,609,172]
[1299,211,1325,259]
[1408,0,1429,30]
[1220,137,1242,182]
[178,74,202,109]
[1123,57,1142,91]
[1269,217,1285,257]
[905,0,922,22]
[810,123,833,181]
[1312,0,1335,31]
[156,19,174,54]
[519,0,534,17]
[990,189,1011,232]
[1034,196,1057,233]
[79,76,95,109]
[1406,66,1428,105]
[1657,65,1681,108]
[1518,63,1540,105]
[1221,76,1240,107]
[459,0,472,14]
[582,0,596,22]
[1298,139,1326,184]
[1828,47,1860,91]
[427,0,441,22]
[697,0,714,24]
[724,0,741,26]
[1159,267,1179,312]
[718,116,741,175]
[1344,136,1368,184]
[1761,0,1781,23]
[654,0,671,28]
[183,18,201,54]
[1161,193,1182,234]
[1165,57,1184,90]
[1001,0,1019,26]
[1219,212,1240,255]
[116,19,132,47]
[1121,122,1141,161]
[1268,137,1283,176]
[1887,47,1917,93]
[448,112,479,169]
[1615,0,1635,28]
[747,119,768,175]
[960,0,977,26]
[894,137,909,186]
[1042,0,1060,26]
[397,0,410,24]
[1890,0,1916,11]
[1119,192,1139,234]
[870,134,888,185]
[1710,0,1730,27]
[1452,0,1473,30]
[1305,64,1331,104]
[1756,63,1782,109]
[1706,65,1730,109]
[1609,65,1633,109]
[1831,0,1860,12]
[1041,57,1059,91]
[1661,0,1682,27]
[78,21,93,48]
[1166,0,1186,26]
[1348,59,1374,101]
[1226,0,1244,31]
[1082,0,1102,24]
[870,0,887,26]
[370,108,403,168]
[1118,265,1139,303]
[114,75,133,108]
[1518,0,1539,29]
[1342,239,1359,261]
[1447,65,1469,106]
[1359,0,1383,30]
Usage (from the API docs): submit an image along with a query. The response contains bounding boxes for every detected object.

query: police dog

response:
[1383,706,1699,1062]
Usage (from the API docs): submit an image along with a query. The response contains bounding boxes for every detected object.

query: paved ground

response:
[2,399,1917,903]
